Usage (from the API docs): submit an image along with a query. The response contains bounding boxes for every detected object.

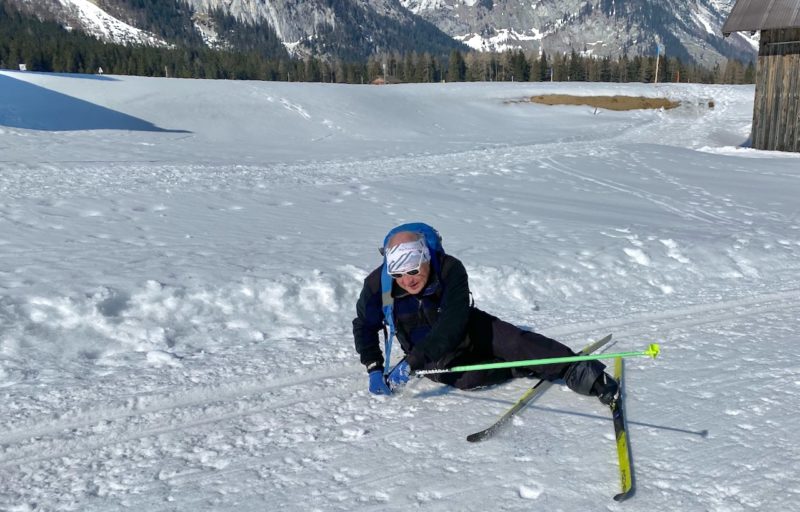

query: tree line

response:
[1,0,754,85]
[436,49,755,85]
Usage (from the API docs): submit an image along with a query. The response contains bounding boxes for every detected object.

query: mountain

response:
[4,0,756,65]
[185,0,466,59]
[3,0,465,61]
[401,0,757,66]
[5,0,171,47]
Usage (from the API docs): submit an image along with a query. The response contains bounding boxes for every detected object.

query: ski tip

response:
[613,487,635,502]
[467,423,503,442]
[466,432,488,443]
[613,491,633,502]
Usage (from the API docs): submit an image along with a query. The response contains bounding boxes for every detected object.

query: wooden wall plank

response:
[752,28,800,152]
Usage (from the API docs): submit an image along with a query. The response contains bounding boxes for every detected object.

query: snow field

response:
[2,71,800,510]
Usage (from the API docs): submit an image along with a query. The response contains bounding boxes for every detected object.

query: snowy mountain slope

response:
[6,0,462,59]
[402,0,757,66]
[1,70,800,510]
[8,0,168,46]
[57,0,168,46]
[8,0,755,64]
[183,0,466,58]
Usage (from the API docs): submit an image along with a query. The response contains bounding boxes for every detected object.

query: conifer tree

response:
[447,50,466,81]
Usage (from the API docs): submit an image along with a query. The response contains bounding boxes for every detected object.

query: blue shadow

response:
[10,71,121,82]
[0,73,190,132]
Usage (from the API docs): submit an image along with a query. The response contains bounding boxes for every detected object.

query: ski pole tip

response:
[646,343,661,359]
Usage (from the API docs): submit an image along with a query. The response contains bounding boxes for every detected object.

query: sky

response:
[1,70,799,511]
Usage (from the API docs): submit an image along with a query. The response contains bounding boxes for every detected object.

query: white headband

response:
[385,239,430,274]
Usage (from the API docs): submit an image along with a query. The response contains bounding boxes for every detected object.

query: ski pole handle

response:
[416,344,660,376]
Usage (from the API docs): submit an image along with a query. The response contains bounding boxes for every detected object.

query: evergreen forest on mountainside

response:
[0,0,754,85]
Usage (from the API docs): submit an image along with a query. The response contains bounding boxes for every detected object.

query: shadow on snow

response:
[0,73,190,133]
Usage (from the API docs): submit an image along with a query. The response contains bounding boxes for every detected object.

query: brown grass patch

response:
[529,94,680,111]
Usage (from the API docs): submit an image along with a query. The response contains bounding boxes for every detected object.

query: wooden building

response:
[723,0,800,152]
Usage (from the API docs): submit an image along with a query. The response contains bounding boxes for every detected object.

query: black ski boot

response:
[564,359,608,399]
[591,372,619,405]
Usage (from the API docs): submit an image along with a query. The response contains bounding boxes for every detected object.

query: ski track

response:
[541,156,741,228]
[0,105,718,201]
[1,288,798,510]
[3,287,797,461]
[3,288,797,454]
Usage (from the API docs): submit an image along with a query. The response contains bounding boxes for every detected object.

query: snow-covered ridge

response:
[456,27,548,53]
[403,0,754,66]
[56,0,167,46]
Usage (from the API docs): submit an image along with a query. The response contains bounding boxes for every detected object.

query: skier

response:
[353,223,619,402]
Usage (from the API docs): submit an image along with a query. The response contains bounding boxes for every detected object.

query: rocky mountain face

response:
[183,0,464,59]
[7,0,756,65]
[401,0,757,66]
[5,0,462,60]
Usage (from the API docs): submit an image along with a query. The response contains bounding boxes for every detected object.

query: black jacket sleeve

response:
[352,266,385,372]
[405,257,471,370]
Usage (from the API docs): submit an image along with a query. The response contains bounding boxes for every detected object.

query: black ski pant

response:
[423,308,604,394]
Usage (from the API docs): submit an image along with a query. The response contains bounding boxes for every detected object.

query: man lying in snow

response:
[353,222,619,402]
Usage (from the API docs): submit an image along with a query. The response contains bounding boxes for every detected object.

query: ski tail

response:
[611,356,635,501]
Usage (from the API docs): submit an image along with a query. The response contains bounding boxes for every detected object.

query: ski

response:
[610,356,635,501]
[466,334,613,443]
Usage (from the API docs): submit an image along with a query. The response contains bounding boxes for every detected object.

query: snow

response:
[400,0,451,13]
[736,31,761,52]
[692,3,718,36]
[2,69,800,511]
[55,0,167,47]
[457,28,548,52]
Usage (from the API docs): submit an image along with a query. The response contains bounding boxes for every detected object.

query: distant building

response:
[723,0,800,153]
[370,76,402,85]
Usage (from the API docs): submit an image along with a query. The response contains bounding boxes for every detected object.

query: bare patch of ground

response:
[527,95,681,111]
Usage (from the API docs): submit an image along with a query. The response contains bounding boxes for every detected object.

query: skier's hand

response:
[386,360,411,391]
[368,370,392,395]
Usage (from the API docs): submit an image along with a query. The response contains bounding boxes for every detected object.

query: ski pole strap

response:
[383,331,394,377]
[382,307,395,377]
[415,344,660,376]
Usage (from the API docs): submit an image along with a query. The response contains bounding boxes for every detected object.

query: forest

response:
[0,0,754,85]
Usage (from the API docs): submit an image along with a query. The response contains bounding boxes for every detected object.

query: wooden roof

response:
[722,0,800,35]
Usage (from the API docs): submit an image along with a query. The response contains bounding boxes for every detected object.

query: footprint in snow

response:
[146,350,183,367]
[519,482,544,499]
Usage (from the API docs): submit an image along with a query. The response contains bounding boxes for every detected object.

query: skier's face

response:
[394,261,430,295]
[385,231,431,295]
